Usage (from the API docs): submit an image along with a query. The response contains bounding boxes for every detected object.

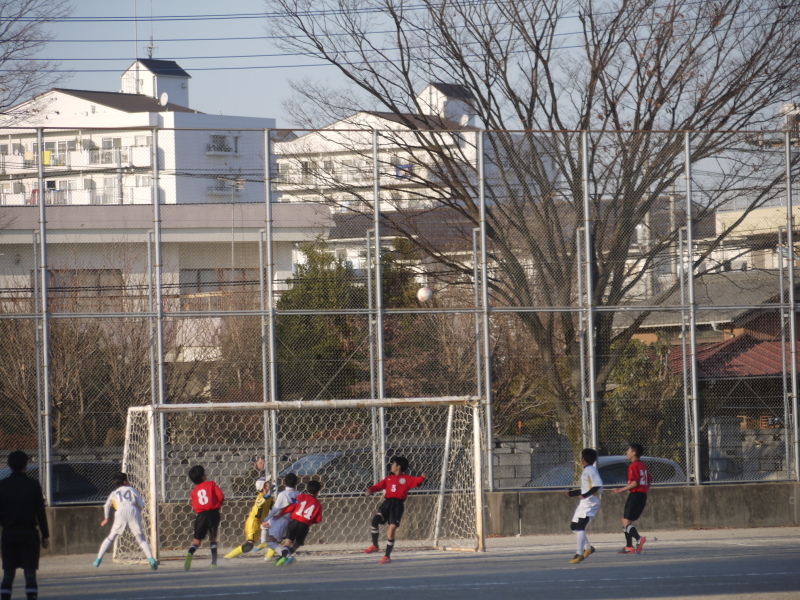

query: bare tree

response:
[266,0,800,442]
[0,0,73,113]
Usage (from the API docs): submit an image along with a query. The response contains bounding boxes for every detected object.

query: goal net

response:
[115,397,482,563]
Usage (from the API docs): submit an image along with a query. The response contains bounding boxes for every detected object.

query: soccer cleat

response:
[210,564,219,569]
[618,546,635,554]
[364,545,380,554]
[93,558,102,567]
[266,548,276,559]
[256,543,268,551]
[224,546,244,559]
[635,537,647,554]
[568,554,584,564]
[148,558,158,571]
[275,557,286,566]
[379,556,392,564]
[582,546,595,559]
[284,555,295,566]
[183,554,193,571]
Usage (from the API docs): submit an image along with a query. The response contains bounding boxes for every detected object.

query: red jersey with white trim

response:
[190,480,225,513]
[368,474,426,501]
[627,460,651,493]
[289,493,322,525]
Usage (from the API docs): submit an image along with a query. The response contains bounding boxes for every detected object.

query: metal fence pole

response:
[678,228,691,482]
[784,131,799,481]
[478,131,493,489]
[576,227,588,448]
[367,229,380,482]
[264,129,280,483]
[35,128,52,505]
[373,130,387,478]
[685,132,702,485]
[778,228,791,476]
[581,131,598,449]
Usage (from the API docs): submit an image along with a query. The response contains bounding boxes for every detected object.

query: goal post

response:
[115,397,484,563]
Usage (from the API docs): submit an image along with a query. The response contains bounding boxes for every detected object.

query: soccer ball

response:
[417,286,433,302]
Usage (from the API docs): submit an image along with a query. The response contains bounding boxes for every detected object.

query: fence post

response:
[264,129,280,483]
[36,128,53,505]
[478,131,494,490]
[684,132,702,485]
[581,131,598,449]
[373,130,387,478]
[785,131,799,481]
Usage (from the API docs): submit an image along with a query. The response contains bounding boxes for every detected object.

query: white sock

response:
[97,536,115,559]
[575,530,588,554]
[260,530,269,544]
[137,538,154,560]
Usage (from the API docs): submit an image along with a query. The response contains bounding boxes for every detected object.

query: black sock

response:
[624,529,632,547]
[188,545,197,555]
[630,526,640,542]
[281,547,290,558]
[1,569,14,599]
[385,539,394,557]
[210,543,218,565]
[371,529,379,547]
[24,569,37,600]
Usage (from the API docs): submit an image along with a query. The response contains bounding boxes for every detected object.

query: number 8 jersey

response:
[190,480,225,513]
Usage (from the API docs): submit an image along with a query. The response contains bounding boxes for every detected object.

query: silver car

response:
[523,455,687,488]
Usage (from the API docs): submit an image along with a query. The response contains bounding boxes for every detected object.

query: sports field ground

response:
[37,527,800,600]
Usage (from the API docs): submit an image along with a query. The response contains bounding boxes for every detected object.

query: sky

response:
[44,0,339,127]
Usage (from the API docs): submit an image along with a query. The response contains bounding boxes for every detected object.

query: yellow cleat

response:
[582,546,595,559]
[568,554,584,564]
[256,543,268,551]
[266,548,276,559]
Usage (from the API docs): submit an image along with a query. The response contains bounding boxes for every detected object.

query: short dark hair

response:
[581,448,598,465]
[306,480,322,495]
[390,456,409,473]
[113,472,128,488]
[7,450,28,473]
[188,465,206,484]
[628,443,644,459]
[283,473,298,487]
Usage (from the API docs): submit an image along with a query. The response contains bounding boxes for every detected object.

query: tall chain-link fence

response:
[1,125,799,512]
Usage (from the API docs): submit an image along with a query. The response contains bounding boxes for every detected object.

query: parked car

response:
[522,455,687,488]
[0,461,119,504]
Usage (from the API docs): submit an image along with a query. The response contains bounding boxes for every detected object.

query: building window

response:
[180,269,220,294]
[207,135,232,153]
[47,269,124,311]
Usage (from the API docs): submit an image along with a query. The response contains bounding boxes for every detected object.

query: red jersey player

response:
[613,443,651,554]
[274,479,323,566]
[184,465,225,571]
[363,456,426,564]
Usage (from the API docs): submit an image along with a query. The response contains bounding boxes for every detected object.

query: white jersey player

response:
[262,473,301,559]
[93,472,157,570]
[566,449,603,564]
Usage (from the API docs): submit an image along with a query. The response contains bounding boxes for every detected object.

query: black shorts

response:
[285,520,310,546]
[376,498,405,526]
[193,509,221,541]
[623,492,648,521]
[1,528,41,571]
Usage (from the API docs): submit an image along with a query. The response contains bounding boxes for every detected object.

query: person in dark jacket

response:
[0,451,49,600]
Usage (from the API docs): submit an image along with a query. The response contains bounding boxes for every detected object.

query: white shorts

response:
[267,516,291,541]
[572,499,600,521]
[110,505,144,537]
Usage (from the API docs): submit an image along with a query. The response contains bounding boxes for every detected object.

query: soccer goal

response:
[115,397,484,563]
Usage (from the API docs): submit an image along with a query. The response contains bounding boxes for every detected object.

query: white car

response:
[523,455,687,488]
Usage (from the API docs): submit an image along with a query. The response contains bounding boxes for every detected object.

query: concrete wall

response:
[486,482,800,537]
[28,482,800,555]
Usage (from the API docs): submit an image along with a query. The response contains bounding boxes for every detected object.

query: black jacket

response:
[0,471,49,538]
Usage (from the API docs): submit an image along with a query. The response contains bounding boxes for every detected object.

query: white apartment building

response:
[0,59,275,207]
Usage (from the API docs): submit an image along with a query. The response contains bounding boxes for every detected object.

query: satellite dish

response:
[159,92,169,106]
